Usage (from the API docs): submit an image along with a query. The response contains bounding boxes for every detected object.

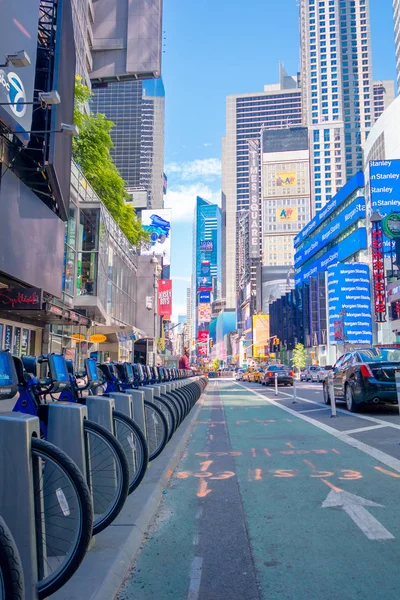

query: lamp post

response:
[150,254,160,365]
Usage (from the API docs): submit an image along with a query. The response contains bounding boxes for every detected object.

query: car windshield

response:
[268,365,286,371]
[358,348,400,363]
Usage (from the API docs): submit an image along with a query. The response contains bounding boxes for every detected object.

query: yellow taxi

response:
[248,368,263,383]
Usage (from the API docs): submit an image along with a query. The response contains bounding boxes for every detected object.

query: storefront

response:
[0,317,42,357]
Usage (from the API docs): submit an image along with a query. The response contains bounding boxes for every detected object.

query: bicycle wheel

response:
[112,411,149,495]
[31,438,93,600]
[159,394,179,435]
[83,421,129,535]
[153,396,176,441]
[0,516,24,600]
[143,401,168,461]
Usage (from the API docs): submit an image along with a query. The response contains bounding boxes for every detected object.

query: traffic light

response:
[274,338,280,346]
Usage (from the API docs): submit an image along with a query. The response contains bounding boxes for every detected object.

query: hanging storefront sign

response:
[382,213,400,239]
[89,334,107,343]
[158,279,172,319]
[4,325,12,350]
[371,220,387,322]
[72,333,86,342]
[0,287,43,310]
[248,139,260,260]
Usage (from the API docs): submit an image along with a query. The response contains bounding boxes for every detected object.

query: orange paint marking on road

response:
[264,448,272,457]
[271,469,297,478]
[194,472,213,478]
[200,460,213,471]
[374,466,400,479]
[236,420,250,424]
[209,434,214,441]
[303,460,317,470]
[310,471,335,479]
[251,448,257,458]
[165,469,173,479]
[197,479,212,498]
[296,450,311,455]
[321,479,343,493]
[280,450,295,455]
[210,471,236,480]
[248,468,263,481]
[176,472,191,479]
[338,470,363,480]
[312,449,328,455]
[286,442,295,448]
[331,448,341,454]
[196,452,211,457]
[230,451,243,456]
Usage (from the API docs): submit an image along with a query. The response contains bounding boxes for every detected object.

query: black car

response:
[262,365,294,387]
[323,347,400,412]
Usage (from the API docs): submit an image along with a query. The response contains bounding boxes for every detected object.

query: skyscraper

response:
[300,0,372,210]
[222,66,302,309]
[91,78,165,210]
[372,80,395,121]
[71,0,94,87]
[394,0,400,90]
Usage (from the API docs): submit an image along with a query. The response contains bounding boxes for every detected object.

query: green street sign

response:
[383,213,400,239]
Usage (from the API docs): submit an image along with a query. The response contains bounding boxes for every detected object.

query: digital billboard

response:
[276,172,296,187]
[370,160,400,252]
[200,240,214,252]
[198,303,211,323]
[276,207,297,223]
[141,209,171,266]
[0,1,41,143]
[197,276,213,291]
[199,291,211,303]
[327,264,373,346]
[252,315,270,358]
[158,279,172,319]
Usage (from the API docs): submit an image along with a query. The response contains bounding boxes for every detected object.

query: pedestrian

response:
[179,348,190,370]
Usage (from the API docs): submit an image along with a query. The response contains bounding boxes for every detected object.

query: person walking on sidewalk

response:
[179,348,190,370]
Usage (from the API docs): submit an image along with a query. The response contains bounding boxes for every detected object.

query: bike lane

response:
[119,380,400,600]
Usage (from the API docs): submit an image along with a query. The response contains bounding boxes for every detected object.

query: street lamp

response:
[150,254,161,364]
[0,50,31,68]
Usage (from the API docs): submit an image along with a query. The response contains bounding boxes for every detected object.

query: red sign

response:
[158,280,172,319]
[0,287,42,310]
[371,223,386,322]
[198,330,209,343]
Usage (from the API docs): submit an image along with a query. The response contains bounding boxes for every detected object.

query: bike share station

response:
[0,349,208,599]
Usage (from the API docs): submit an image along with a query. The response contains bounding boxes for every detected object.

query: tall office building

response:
[222,66,302,309]
[372,80,395,121]
[192,197,222,356]
[92,78,165,210]
[300,0,373,210]
[71,0,94,87]
[186,283,193,346]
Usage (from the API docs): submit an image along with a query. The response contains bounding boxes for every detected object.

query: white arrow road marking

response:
[322,490,394,541]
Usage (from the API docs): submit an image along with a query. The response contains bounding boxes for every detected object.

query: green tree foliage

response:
[292,343,307,374]
[72,76,148,245]
[212,358,220,371]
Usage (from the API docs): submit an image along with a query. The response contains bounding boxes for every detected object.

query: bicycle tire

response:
[153,397,175,441]
[0,516,24,600]
[31,438,93,600]
[83,421,129,535]
[112,411,149,494]
[159,394,179,435]
[143,401,168,461]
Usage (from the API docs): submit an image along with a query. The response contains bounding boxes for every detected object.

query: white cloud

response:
[165,184,221,222]
[172,275,191,282]
[166,158,221,181]
[203,143,212,147]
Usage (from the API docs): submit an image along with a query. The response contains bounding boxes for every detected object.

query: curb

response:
[50,398,203,600]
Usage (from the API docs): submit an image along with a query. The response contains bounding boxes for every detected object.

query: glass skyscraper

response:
[91,78,165,210]
[300,0,372,210]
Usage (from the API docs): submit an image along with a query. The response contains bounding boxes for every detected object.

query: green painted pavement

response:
[119,380,400,600]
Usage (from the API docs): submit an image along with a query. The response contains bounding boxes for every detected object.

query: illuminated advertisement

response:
[371,219,386,322]
[276,172,296,186]
[327,264,373,345]
[200,240,214,252]
[370,160,400,252]
[0,1,41,143]
[197,330,209,356]
[197,261,212,291]
[141,209,172,266]
[276,207,297,222]
[199,291,211,303]
[248,139,260,260]
[198,303,211,323]
[158,279,172,319]
[252,315,270,358]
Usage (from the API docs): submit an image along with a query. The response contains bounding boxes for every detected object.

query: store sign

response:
[248,140,260,260]
[198,303,211,323]
[200,240,213,252]
[327,263,373,345]
[199,291,211,303]
[89,334,107,343]
[0,287,42,310]
[72,333,85,342]
[276,207,297,222]
[294,197,366,268]
[383,213,400,239]
[4,325,12,351]
[158,279,172,319]
[371,220,386,322]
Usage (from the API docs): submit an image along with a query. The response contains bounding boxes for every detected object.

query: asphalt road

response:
[118,379,400,600]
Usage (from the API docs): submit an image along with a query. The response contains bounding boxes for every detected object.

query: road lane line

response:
[187,556,203,600]
[374,466,400,478]
[342,424,388,435]
[298,407,331,413]
[236,383,400,474]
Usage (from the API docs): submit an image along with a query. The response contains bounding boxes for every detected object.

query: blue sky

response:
[162,0,397,319]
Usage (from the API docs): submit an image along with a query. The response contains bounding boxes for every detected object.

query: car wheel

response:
[323,383,331,405]
[345,385,358,413]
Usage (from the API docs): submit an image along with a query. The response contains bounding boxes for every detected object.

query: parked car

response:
[262,365,294,386]
[242,369,251,382]
[311,366,333,383]
[300,369,307,382]
[248,368,263,383]
[322,347,400,412]
[304,365,319,381]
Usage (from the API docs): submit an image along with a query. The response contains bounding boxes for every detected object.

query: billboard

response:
[276,207,298,222]
[327,264,373,345]
[199,291,211,303]
[0,1,41,143]
[90,0,162,82]
[197,276,213,291]
[276,172,296,187]
[141,209,171,266]
[248,139,260,260]
[197,330,209,356]
[198,303,211,323]
[200,240,214,252]
[252,315,270,358]
[370,160,400,252]
[158,279,172,319]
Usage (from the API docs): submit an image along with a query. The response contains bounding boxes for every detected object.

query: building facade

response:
[373,80,395,121]
[92,78,165,210]
[300,0,373,209]
[192,197,222,360]
[71,0,94,87]
[222,66,302,309]
[394,0,400,90]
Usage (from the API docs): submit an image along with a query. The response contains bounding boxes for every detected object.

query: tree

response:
[212,358,220,371]
[292,343,307,376]
[72,76,148,246]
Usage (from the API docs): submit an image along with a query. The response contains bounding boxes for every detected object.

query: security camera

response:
[61,123,79,136]
[39,90,61,105]
[6,50,31,68]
